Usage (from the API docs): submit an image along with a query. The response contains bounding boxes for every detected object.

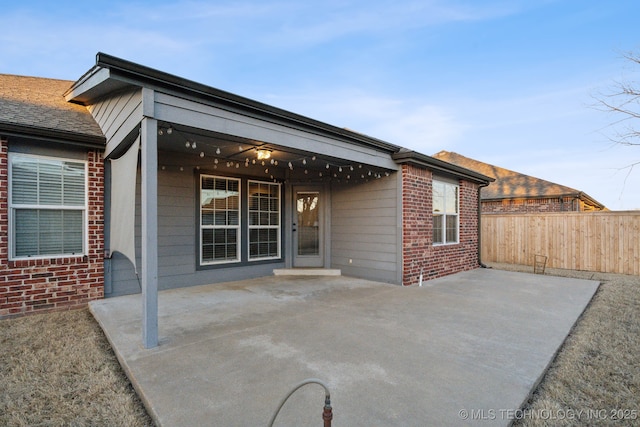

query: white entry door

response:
[293,188,324,267]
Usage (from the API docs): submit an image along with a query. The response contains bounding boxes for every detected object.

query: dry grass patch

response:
[0,308,153,426]
[489,264,640,426]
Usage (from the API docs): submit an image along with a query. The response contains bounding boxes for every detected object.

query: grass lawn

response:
[1,265,638,426]
[0,308,153,426]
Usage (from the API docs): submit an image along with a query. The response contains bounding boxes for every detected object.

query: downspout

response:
[478,182,490,269]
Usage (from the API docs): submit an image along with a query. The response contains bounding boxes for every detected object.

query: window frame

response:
[247,180,281,261]
[432,179,460,245]
[8,153,88,260]
[199,174,242,266]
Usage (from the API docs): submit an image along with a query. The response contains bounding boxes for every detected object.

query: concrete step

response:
[273,268,341,276]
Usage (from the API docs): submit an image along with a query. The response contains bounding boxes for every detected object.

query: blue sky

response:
[2,0,639,209]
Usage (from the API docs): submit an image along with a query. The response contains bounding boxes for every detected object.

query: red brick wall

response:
[401,164,480,285]
[0,138,104,318]
[482,197,580,213]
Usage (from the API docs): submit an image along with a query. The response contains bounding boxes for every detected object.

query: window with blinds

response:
[248,180,280,260]
[432,180,459,245]
[200,175,240,264]
[9,154,87,258]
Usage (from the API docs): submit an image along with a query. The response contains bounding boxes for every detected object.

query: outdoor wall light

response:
[256,149,271,160]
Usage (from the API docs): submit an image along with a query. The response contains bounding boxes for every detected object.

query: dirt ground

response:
[1,264,638,426]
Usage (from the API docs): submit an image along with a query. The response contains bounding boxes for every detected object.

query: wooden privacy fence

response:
[481,211,640,276]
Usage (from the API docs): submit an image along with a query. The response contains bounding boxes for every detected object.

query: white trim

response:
[8,152,88,260]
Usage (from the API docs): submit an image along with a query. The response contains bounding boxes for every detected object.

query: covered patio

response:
[90,268,599,426]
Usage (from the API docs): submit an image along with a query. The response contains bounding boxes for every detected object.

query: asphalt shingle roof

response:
[0,74,104,143]
[432,150,598,202]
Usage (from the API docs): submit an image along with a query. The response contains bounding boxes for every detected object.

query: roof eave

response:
[392,151,494,185]
[0,122,106,149]
[67,52,402,154]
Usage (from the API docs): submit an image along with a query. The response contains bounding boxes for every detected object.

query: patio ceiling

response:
[156,121,395,182]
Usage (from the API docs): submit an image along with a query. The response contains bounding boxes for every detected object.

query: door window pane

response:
[297,192,320,256]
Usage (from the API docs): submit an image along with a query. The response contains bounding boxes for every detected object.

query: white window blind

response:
[10,155,86,258]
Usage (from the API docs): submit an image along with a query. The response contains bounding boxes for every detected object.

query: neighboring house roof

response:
[432,151,606,209]
[0,74,105,147]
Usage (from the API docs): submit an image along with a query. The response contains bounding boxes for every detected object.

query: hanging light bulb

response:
[216,147,221,155]
[185,141,191,148]
[338,166,342,172]
[167,126,173,135]
[288,162,293,170]
[326,163,330,169]
[191,141,197,149]
[214,158,219,164]
[199,152,205,158]
[158,128,164,136]
[312,156,316,161]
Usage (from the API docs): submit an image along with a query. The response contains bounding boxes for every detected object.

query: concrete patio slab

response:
[89,268,599,426]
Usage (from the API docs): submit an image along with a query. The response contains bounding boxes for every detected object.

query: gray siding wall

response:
[330,174,401,284]
[88,89,142,157]
[106,151,284,297]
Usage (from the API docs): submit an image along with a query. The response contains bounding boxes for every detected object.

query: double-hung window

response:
[9,154,87,259]
[432,179,459,245]
[200,175,240,264]
[248,181,280,260]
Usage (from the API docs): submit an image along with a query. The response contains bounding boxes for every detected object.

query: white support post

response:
[140,117,158,349]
